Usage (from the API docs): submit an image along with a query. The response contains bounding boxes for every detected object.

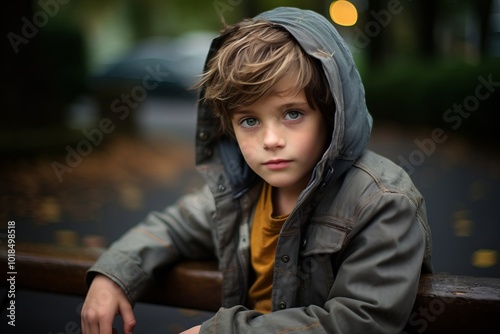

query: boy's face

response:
[231,77,328,194]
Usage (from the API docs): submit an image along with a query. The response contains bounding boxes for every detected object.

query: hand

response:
[81,274,136,334]
[180,325,201,334]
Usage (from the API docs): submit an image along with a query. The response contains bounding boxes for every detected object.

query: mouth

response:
[263,159,292,170]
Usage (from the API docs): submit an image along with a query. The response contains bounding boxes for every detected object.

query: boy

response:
[81,7,432,334]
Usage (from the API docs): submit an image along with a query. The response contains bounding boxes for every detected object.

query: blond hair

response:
[196,19,334,135]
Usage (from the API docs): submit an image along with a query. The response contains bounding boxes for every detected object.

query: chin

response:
[263,177,300,189]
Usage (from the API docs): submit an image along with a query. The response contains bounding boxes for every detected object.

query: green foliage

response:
[362,58,500,144]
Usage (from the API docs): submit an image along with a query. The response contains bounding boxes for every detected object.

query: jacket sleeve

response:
[86,185,216,303]
[200,192,428,334]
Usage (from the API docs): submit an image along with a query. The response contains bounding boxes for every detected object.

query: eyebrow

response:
[282,102,310,109]
[232,101,311,116]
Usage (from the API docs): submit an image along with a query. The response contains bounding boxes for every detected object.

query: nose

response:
[262,124,285,150]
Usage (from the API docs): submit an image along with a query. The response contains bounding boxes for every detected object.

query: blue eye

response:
[240,117,259,128]
[284,110,303,120]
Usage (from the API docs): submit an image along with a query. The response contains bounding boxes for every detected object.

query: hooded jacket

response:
[88,7,432,333]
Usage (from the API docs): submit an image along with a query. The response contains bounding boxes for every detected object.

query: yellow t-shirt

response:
[248,183,289,313]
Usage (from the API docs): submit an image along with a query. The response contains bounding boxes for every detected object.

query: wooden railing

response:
[1,242,499,333]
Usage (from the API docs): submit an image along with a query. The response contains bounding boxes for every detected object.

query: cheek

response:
[235,136,258,162]
[295,131,318,152]
[296,123,327,158]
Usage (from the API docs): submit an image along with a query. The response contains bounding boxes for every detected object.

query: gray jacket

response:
[88,7,432,334]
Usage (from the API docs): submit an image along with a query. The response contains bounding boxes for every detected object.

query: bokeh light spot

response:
[330,1,358,26]
[472,249,498,268]
[452,210,473,237]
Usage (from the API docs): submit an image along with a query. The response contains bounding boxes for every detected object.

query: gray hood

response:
[196,6,372,196]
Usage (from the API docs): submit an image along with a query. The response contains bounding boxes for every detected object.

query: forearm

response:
[86,185,217,302]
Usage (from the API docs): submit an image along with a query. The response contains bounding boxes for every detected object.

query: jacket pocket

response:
[298,220,349,306]
[300,221,348,256]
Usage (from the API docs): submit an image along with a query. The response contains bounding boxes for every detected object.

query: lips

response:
[263,159,292,170]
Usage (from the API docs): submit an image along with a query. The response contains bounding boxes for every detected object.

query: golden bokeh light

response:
[330,1,358,26]
[472,249,498,268]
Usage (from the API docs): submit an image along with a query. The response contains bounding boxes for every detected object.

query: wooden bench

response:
[1,242,499,333]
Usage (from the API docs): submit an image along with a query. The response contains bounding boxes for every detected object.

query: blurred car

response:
[91,31,217,101]
[87,31,217,133]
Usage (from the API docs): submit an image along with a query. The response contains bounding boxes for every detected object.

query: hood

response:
[195,7,372,197]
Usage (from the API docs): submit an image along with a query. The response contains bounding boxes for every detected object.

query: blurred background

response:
[1,0,499,332]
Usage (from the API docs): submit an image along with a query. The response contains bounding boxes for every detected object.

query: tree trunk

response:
[473,0,493,56]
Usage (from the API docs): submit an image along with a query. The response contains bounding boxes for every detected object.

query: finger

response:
[81,317,89,334]
[82,307,115,334]
[81,308,99,334]
[89,320,100,334]
[97,321,114,334]
[81,314,100,334]
[120,302,136,334]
